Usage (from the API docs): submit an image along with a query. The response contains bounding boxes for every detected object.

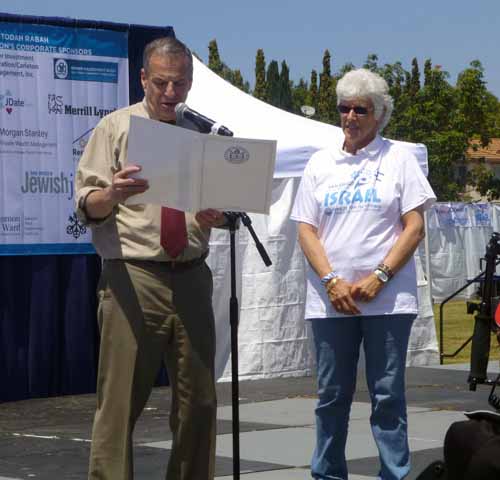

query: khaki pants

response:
[88,259,217,480]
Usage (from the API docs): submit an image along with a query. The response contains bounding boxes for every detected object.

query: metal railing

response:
[439,263,500,364]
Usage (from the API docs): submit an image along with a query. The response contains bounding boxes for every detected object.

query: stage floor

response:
[0,362,498,479]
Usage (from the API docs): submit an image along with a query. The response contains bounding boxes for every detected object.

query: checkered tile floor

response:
[1,364,496,479]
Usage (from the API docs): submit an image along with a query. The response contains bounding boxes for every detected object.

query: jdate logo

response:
[0,90,28,114]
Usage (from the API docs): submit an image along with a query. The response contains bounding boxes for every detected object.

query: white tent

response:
[186,58,439,380]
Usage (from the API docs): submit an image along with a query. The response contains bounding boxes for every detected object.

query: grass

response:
[434,300,500,364]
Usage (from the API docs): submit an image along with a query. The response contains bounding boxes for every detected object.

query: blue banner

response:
[0,21,129,255]
[0,22,128,58]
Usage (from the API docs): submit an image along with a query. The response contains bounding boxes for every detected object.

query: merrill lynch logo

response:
[47,94,115,118]
[47,94,64,114]
[224,146,249,164]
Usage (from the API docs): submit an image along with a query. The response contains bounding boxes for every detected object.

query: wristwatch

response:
[373,268,390,283]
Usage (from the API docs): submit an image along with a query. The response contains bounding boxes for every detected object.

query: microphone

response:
[175,102,233,136]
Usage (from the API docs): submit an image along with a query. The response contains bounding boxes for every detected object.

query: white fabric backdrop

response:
[420,203,500,302]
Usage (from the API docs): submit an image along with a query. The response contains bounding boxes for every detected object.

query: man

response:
[75,37,225,480]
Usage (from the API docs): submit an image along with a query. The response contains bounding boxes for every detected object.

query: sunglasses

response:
[337,105,372,115]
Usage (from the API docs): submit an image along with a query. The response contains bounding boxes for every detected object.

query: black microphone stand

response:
[223,211,271,480]
[212,125,272,479]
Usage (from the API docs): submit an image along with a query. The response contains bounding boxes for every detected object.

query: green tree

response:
[339,62,355,77]
[363,54,380,73]
[227,68,251,92]
[455,62,500,198]
[279,60,293,111]
[317,50,334,123]
[403,70,412,95]
[409,57,420,97]
[487,91,500,136]
[265,60,281,106]
[382,61,410,134]
[232,69,250,93]
[455,60,495,146]
[391,61,407,102]
[292,78,309,114]
[308,69,318,110]
[207,39,223,76]
[254,49,267,101]
[386,64,467,200]
[207,39,250,93]
[423,59,433,86]
[467,162,500,200]
[329,78,340,125]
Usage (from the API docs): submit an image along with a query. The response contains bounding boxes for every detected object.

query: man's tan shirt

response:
[75,101,210,261]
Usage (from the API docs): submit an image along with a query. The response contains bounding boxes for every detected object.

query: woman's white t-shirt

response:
[290,135,436,319]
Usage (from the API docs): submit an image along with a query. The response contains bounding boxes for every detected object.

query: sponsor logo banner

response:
[0,22,129,255]
[54,58,119,83]
[47,93,116,118]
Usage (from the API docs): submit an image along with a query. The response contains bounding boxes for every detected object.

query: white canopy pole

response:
[423,209,433,306]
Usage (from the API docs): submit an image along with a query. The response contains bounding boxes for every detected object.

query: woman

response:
[290,68,436,480]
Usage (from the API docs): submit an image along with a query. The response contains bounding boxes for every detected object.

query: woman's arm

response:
[298,222,360,315]
[382,206,426,273]
[351,206,425,301]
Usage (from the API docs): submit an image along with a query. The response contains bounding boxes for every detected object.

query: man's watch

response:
[373,268,390,284]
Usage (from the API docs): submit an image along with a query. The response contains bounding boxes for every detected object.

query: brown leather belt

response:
[111,251,209,273]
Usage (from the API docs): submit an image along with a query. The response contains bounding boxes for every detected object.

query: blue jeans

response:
[310,314,415,480]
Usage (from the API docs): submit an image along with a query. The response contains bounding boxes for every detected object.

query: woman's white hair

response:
[336,68,394,131]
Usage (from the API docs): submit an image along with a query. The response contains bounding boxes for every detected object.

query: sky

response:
[5,1,500,99]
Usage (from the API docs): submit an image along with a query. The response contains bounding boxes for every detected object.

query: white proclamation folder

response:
[126,116,277,215]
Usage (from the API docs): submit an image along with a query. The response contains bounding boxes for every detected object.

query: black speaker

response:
[415,460,447,480]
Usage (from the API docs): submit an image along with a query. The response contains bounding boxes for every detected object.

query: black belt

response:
[162,250,209,271]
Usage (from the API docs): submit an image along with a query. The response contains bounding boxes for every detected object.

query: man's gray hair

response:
[142,37,193,79]
[336,68,394,131]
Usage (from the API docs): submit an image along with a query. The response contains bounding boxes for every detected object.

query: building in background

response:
[462,138,500,200]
